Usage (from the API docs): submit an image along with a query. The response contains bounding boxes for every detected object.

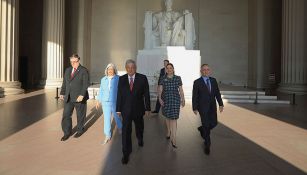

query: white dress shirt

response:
[128,74,135,84]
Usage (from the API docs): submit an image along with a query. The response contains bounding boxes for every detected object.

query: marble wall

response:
[28,0,282,89]
[87,0,250,85]
[199,0,248,86]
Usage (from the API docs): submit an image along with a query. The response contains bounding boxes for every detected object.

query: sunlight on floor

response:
[219,103,307,172]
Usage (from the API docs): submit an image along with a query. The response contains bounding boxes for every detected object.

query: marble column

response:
[278,0,307,95]
[41,0,65,88]
[0,0,24,95]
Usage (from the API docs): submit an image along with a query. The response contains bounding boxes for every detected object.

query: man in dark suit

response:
[59,54,90,141]
[192,64,224,155]
[116,59,151,164]
[152,59,169,114]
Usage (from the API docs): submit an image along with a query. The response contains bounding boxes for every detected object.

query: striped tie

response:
[71,68,76,78]
[206,79,211,93]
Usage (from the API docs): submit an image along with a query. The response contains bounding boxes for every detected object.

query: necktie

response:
[71,68,76,78]
[206,79,211,92]
[129,77,134,91]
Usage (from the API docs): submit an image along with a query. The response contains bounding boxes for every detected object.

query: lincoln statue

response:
[143,0,196,50]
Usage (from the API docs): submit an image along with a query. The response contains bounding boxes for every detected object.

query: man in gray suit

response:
[60,54,90,141]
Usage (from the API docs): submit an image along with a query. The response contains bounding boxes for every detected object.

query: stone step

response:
[221,95,277,100]
[223,99,290,104]
[221,91,265,95]
[88,86,290,104]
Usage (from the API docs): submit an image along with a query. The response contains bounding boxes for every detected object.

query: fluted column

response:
[278,0,307,95]
[0,0,24,95]
[41,0,65,88]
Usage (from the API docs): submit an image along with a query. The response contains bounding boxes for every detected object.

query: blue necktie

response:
[206,79,211,92]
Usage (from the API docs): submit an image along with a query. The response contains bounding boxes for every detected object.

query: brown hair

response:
[166,63,174,69]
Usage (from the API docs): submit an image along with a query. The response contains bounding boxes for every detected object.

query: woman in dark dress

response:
[158,63,185,148]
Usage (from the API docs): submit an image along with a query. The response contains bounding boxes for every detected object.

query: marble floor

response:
[0,91,306,175]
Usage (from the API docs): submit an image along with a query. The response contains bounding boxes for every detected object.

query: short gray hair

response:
[105,63,118,76]
[125,59,136,67]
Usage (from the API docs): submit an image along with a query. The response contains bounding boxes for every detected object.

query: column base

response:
[38,79,47,89]
[278,83,307,95]
[0,81,24,96]
[0,87,4,98]
[43,79,63,89]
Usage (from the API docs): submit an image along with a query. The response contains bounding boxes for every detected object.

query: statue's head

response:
[164,0,173,11]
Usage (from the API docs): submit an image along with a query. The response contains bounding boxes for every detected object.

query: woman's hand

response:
[95,102,100,110]
[181,99,185,107]
[159,98,164,106]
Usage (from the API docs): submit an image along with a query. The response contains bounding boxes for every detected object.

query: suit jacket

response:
[97,75,119,103]
[158,67,165,84]
[60,65,90,103]
[159,68,165,77]
[192,77,223,129]
[116,73,151,117]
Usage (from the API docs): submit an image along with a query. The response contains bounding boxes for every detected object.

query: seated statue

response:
[143,0,196,50]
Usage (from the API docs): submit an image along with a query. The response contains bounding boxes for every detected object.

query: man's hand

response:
[145,111,150,117]
[116,112,121,116]
[95,102,100,110]
[193,110,198,115]
[219,106,224,113]
[59,95,64,100]
[76,95,84,102]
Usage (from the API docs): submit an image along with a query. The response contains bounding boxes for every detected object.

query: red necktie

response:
[71,68,76,78]
[129,77,134,91]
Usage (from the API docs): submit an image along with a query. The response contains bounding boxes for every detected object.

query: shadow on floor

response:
[98,109,306,175]
[0,92,64,141]
[0,92,102,141]
[71,106,102,136]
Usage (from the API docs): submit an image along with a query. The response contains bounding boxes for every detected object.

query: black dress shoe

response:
[121,155,129,164]
[138,140,144,147]
[204,145,210,155]
[61,134,70,141]
[171,141,177,149]
[198,126,204,138]
[74,131,84,138]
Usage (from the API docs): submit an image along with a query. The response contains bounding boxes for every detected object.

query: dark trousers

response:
[122,113,144,156]
[61,99,87,135]
[200,115,211,147]
[154,96,161,112]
